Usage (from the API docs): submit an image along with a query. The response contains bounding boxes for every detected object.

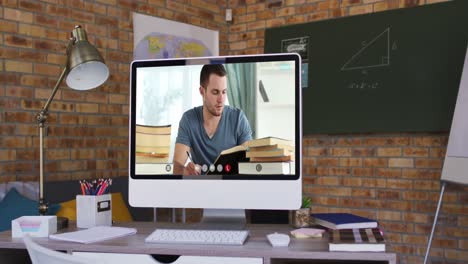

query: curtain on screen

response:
[225,63,257,138]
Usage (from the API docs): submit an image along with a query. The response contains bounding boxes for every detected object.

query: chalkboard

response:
[265,1,467,134]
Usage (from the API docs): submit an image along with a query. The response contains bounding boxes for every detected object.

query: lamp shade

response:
[65,26,109,90]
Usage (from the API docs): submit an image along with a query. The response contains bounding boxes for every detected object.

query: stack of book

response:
[328,228,385,252]
[311,213,385,252]
[239,137,295,175]
[135,124,171,164]
[245,137,294,162]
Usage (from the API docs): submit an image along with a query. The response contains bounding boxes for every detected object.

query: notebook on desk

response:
[49,226,137,244]
[311,213,377,230]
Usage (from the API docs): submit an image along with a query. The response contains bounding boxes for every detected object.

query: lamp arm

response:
[37,37,74,121]
[36,67,69,215]
[38,67,68,120]
[36,38,74,215]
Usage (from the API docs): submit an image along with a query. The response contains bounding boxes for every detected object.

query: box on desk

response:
[76,194,112,228]
[12,216,57,238]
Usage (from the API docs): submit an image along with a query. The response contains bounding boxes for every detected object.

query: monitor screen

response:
[129,54,302,213]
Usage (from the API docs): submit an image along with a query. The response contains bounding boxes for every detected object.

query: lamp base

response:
[56,216,69,230]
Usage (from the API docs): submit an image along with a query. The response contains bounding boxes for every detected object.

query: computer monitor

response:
[129,54,302,228]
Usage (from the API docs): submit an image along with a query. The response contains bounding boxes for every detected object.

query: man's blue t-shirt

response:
[176,105,252,166]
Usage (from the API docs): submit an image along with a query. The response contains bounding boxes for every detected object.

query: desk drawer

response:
[73,252,262,264]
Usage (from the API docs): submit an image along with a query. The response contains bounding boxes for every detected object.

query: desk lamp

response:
[36,25,109,215]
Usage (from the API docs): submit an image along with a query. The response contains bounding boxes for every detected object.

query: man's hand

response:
[184,162,201,175]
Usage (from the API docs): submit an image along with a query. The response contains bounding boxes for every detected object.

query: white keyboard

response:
[145,228,249,245]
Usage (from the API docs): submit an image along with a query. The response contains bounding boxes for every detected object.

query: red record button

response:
[225,164,231,172]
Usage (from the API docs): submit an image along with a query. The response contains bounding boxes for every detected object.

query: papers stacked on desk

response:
[290,228,325,238]
[49,226,137,244]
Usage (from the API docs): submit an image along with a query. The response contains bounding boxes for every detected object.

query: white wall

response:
[255,61,296,141]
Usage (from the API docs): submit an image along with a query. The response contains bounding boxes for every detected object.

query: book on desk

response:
[311,213,378,230]
[328,228,386,252]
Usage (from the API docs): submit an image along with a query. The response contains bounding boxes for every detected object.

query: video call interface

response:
[131,56,299,180]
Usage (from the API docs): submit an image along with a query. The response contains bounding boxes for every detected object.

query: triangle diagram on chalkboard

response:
[341,28,390,71]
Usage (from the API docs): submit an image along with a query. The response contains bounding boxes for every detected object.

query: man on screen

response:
[173,64,252,175]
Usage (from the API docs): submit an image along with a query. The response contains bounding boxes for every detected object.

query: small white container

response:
[12,216,57,238]
[76,194,112,228]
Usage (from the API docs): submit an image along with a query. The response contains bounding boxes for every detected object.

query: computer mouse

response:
[267,232,290,247]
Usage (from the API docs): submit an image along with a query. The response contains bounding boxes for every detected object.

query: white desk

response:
[0,222,397,264]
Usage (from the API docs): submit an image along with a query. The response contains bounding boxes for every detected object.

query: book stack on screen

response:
[311,213,385,252]
[239,137,295,175]
[135,125,171,164]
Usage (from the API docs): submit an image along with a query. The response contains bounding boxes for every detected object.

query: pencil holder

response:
[76,194,112,228]
[290,208,310,228]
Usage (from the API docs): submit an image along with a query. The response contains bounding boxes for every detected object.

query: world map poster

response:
[133,12,219,60]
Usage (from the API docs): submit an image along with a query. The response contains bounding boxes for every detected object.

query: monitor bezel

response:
[129,53,302,181]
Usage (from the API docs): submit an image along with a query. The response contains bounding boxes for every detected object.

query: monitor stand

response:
[197,209,246,230]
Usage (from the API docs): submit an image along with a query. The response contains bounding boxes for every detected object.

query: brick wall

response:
[1,0,466,263]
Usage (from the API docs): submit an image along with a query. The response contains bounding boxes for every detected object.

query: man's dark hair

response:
[200,64,227,88]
